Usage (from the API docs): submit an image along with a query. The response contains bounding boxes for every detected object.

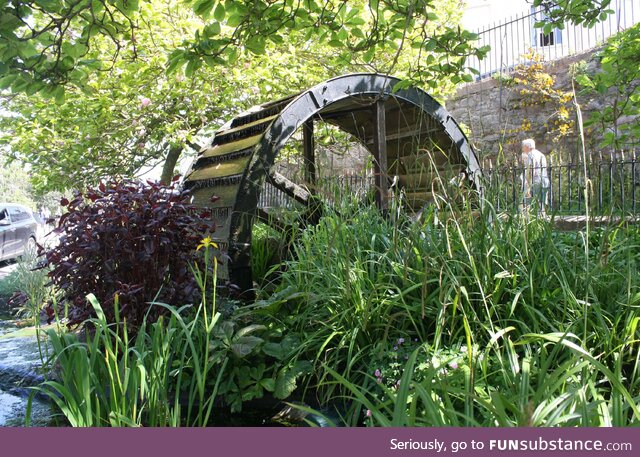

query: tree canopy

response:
[0,0,624,193]
[1,0,487,193]
[0,0,484,98]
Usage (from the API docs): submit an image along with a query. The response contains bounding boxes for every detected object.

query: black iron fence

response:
[259,156,640,216]
[466,1,638,80]
[258,175,376,211]
[483,157,640,215]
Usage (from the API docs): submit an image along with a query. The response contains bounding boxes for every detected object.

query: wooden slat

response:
[366,127,441,145]
[190,184,242,210]
[372,99,388,210]
[230,95,297,128]
[201,134,263,158]
[186,156,251,182]
[212,116,278,145]
[397,173,442,190]
[303,120,316,185]
[267,172,311,206]
[217,114,278,137]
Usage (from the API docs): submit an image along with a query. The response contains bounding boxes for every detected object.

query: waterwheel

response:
[183,73,482,293]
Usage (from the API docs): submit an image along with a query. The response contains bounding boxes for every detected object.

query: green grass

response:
[248,195,640,426]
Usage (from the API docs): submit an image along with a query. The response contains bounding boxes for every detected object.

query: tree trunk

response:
[160,145,183,185]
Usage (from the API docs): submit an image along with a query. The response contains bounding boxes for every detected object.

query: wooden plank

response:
[372,99,388,210]
[267,172,311,206]
[201,134,263,158]
[397,173,442,190]
[212,116,277,145]
[303,119,316,185]
[215,114,278,137]
[186,155,251,181]
[190,185,241,214]
[366,126,441,145]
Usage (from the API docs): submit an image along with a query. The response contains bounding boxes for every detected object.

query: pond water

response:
[0,312,53,426]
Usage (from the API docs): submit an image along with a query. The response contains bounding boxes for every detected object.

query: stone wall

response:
[445,49,627,166]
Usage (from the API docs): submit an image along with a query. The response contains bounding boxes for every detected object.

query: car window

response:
[8,206,31,222]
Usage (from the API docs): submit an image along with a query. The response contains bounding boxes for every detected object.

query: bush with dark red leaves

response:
[41,179,213,330]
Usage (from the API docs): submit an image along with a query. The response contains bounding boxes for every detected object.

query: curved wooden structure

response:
[184,73,482,291]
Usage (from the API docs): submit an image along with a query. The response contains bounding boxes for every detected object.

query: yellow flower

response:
[558,108,566,118]
[197,236,218,250]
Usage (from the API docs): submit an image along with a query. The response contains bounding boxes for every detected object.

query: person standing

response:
[522,138,550,213]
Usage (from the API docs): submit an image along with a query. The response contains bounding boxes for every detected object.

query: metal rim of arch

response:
[184,73,483,294]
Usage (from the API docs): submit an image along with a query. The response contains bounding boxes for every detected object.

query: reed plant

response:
[254,191,640,426]
[27,241,224,427]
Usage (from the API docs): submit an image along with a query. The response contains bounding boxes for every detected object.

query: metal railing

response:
[466,0,638,80]
[258,175,376,211]
[483,155,640,215]
[258,154,640,217]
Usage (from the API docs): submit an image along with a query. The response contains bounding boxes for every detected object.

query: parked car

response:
[0,203,39,262]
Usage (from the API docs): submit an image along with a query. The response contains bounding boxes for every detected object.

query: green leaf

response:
[0,13,24,32]
[260,378,275,392]
[214,3,226,21]
[34,0,57,9]
[184,57,202,77]
[226,14,243,27]
[575,73,595,89]
[193,0,215,18]
[262,342,284,359]
[230,336,264,358]
[234,324,267,338]
[274,360,311,399]
[214,320,235,341]
[25,80,42,96]
[203,21,221,37]
[362,47,375,63]
[246,36,266,54]
[0,74,17,90]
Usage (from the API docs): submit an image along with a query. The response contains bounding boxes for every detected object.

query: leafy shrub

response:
[208,316,311,412]
[41,179,212,330]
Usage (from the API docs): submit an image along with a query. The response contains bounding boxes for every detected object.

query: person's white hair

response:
[522,138,536,149]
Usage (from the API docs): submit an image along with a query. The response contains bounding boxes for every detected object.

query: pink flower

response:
[140,97,151,108]
[374,369,381,377]
[365,409,372,418]
[449,361,459,370]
